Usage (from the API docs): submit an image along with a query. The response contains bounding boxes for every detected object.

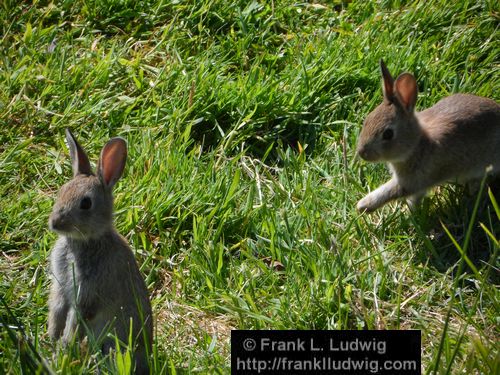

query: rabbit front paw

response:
[357,195,378,213]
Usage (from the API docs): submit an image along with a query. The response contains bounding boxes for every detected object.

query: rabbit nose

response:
[357,147,369,160]
[49,210,66,232]
[48,215,59,231]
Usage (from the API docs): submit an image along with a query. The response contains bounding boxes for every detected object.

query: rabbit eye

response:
[382,129,394,140]
[80,197,92,210]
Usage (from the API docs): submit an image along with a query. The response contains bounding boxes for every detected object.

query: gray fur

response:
[48,129,152,374]
[356,60,500,213]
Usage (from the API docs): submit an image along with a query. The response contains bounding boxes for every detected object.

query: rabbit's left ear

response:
[97,138,127,189]
[394,73,418,113]
[65,128,93,177]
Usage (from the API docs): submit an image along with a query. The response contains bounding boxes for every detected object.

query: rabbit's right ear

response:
[380,59,395,103]
[65,128,92,177]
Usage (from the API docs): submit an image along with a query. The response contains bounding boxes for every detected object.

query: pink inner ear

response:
[395,73,418,111]
[100,140,127,188]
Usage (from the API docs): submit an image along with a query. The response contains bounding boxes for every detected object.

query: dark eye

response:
[80,197,92,210]
[382,129,394,140]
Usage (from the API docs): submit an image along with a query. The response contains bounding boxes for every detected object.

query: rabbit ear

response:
[65,128,92,177]
[394,73,418,112]
[380,59,395,103]
[97,137,127,189]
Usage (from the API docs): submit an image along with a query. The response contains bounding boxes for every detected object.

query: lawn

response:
[0,0,499,374]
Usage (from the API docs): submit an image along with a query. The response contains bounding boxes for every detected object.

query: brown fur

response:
[48,129,152,374]
[356,61,500,213]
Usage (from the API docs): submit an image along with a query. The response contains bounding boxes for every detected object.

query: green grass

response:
[1,0,499,373]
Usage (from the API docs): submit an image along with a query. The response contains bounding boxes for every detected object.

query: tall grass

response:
[0,0,498,373]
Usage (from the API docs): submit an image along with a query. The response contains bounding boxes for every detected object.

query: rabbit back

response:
[403,94,500,185]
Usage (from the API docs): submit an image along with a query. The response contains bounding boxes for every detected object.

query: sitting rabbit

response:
[48,129,152,374]
[356,60,500,213]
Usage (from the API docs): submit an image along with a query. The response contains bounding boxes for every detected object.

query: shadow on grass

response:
[411,179,500,283]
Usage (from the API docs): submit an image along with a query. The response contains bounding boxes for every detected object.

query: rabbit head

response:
[49,129,127,240]
[357,60,422,163]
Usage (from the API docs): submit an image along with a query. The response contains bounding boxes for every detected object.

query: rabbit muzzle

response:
[48,211,71,233]
[357,145,379,162]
